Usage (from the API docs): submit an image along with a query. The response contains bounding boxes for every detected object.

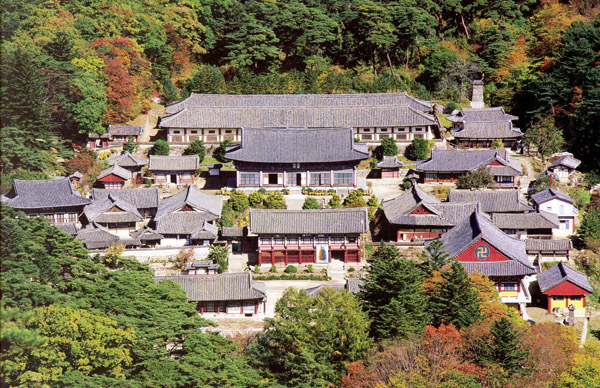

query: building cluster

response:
[3,87,592,320]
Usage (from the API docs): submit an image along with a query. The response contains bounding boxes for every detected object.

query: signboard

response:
[475,244,490,260]
[315,245,329,264]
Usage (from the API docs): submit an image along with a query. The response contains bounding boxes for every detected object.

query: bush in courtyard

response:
[302,197,320,209]
[375,137,398,160]
[228,191,249,212]
[409,137,429,160]
[491,139,504,149]
[123,137,138,153]
[456,168,495,190]
[264,192,287,209]
[151,139,170,155]
[344,190,366,208]
[248,191,265,207]
[214,139,233,162]
[270,265,277,273]
[329,193,343,208]
[183,139,206,162]
[306,264,314,273]
[284,265,298,274]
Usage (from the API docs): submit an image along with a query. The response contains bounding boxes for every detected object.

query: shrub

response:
[306,264,314,273]
[327,189,336,195]
[123,137,138,153]
[151,139,170,155]
[491,139,504,149]
[265,192,287,209]
[375,137,398,160]
[228,191,249,212]
[456,168,495,190]
[254,266,260,274]
[257,188,267,195]
[446,101,458,111]
[409,137,429,160]
[402,176,413,190]
[344,190,366,208]
[183,139,206,162]
[348,267,355,272]
[367,195,379,207]
[329,193,342,208]
[144,178,152,187]
[270,265,277,273]
[248,191,265,207]
[281,188,290,195]
[214,139,233,162]
[284,265,298,274]
[302,197,320,209]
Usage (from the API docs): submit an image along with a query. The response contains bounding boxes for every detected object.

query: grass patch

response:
[437,112,452,129]
[253,274,330,281]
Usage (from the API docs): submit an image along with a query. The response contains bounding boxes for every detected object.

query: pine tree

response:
[302,197,320,209]
[264,192,287,209]
[427,261,481,329]
[481,317,529,375]
[359,243,428,339]
[421,239,451,276]
[151,139,170,156]
[183,139,206,162]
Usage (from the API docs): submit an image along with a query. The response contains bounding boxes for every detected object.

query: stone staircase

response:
[328,260,346,283]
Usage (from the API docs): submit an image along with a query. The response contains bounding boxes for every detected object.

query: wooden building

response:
[448,190,532,214]
[155,272,267,316]
[96,165,131,189]
[432,211,536,313]
[380,185,478,241]
[160,93,439,146]
[537,262,592,316]
[447,107,522,148]
[416,149,522,188]
[376,156,404,178]
[226,127,369,189]
[83,193,144,237]
[92,188,160,219]
[76,223,141,250]
[88,125,143,148]
[1,178,91,226]
[525,239,572,269]
[148,155,199,185]
[185,260,219,275]
[249,208,368,265]
[490,211,559,239]
[547,154,581,183]
[152,185,222,247]
[106,152,148,184]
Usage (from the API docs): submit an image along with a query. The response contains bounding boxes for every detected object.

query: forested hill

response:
[1,0,599,175]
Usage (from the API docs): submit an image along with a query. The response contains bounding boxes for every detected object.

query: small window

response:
[546,206,552,211]
[190,130,198,134]
[172,130,181,134]
[570,296,582,301]
[224,130,232,134]
[379,128,389,132]
[361,134,372,140]
[208,130,216,134]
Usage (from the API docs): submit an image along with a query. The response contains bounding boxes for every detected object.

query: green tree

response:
[579,207,600,248]
[228,191,250,212]
[248,191,265,208]
[478,317,529,375]
[264,192,287,209]
[375,137,399,160]
[523,115,565,163]
[367,195,379,207]
[491,139,504,149]
[329,193,343,208]
[69,73,107,135]
[214,139,234,163]
[456,168,495,190]
[250,287,371,386]
[421,239,451,276]
[151,139,170,155]
[427,261,481,329]
[344,191,366,208]
[528,174,558,195]
[409,137,429,160]
[302,197,320,209]
[123,137,139,154]
[358,243,428,339]
[206,244,229,273]
[183,139,206,162]
[162,77,179,104]
[183,65,226,95]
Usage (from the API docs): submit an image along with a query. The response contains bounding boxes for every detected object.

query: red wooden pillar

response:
[284,250,288,265]
[258,249,262,266]
[358,249,361,262]
[547,295,552,313]
[344,249,348,263]
[584,296,586,307]
[270,250,274,265]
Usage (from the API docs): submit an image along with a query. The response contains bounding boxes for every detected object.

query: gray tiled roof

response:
[164,92,432,115]
[155,185,222,221]
[185,260,220,271]
[156,212,210,235]
[537,262,593,293]
[155,272,266,302]
[249,208,368,235]
[305,284,345,297]
[221,226,246,238]
[191,222,218,240]
[108,125,143,136]
[451,121,522,139]
[76,223,141,249]
[1,178,91,209]
[148,155,199,171]
[107,152,148,168]
[226,128,369,164]
[491,211,559,230]
[531,188,574,205]
[548,155,581,170]
[84,193,143,223]
[448,190,532,213]
[160,105,436,129]
[382,185,477,227]
[69,171,83,180]
[525,239,572,252]
[56,222,79,236]
[98,165,132,180]
[416,149,522,176]
[93,188,160,209]
[446,107,518,123]
[432,211,534,276]
[376,156,404,168]
[130,227,163,241]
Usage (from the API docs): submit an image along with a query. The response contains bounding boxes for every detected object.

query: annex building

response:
[225,127,369,189]
[159,93,439,146]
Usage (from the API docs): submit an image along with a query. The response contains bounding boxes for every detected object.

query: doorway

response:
[268,173,278,185]
[170,174,177,184]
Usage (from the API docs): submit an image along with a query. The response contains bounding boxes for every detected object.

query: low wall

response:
[91,245,211,262]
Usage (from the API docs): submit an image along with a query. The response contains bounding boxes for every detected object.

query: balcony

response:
[500,280,531,304]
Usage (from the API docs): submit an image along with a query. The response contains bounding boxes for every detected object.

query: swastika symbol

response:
[475,245,490,260]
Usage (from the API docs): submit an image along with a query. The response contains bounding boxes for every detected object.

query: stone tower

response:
[470,79,484,109]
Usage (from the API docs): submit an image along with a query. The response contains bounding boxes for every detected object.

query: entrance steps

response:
[328,260,346,282]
